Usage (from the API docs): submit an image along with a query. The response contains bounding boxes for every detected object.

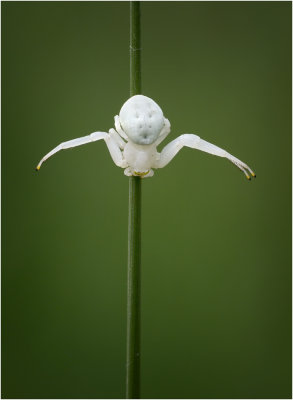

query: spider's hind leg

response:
[109,128,126,149]
[114,115,128,140]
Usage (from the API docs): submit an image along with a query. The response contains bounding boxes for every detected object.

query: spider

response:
[36,95,255,180]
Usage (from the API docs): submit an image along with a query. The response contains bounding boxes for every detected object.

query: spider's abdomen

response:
[119,95,164,145]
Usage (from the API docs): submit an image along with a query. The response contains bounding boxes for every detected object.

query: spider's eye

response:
[120,95,164,145]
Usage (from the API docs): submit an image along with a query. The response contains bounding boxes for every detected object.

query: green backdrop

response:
[2,2,291,398]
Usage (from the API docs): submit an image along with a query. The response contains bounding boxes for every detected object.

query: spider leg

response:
[104,134,127,168]
[114,115,128,140]
[154,118,171,146]
[156,134,255,179]
[36,131,127,170]
[109,128,126,149]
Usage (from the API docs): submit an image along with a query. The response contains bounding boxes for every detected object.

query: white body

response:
[36,95,255,180]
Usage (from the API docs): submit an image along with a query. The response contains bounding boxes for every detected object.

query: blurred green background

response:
[2,1,291,399]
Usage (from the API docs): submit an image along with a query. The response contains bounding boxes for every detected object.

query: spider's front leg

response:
[156,134,255,180]
[36,130,127,170]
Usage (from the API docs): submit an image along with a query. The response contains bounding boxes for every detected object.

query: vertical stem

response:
[127,2,142,399]
[126,176,141,399]
[130,1,141,96]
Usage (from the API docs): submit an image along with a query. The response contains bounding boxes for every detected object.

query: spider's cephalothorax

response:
[36,94,255,180]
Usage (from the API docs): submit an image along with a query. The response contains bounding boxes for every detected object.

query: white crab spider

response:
[36,95,256,180]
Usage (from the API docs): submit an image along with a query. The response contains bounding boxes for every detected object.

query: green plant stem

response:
[126,2,142,399]
[130,1,141,96]
[126,176,141,399]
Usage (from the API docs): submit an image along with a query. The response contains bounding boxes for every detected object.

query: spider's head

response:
[119,95,164,145]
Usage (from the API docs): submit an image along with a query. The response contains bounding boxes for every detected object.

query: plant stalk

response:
[126,2,142,399]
